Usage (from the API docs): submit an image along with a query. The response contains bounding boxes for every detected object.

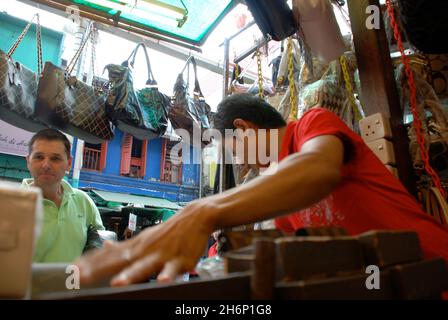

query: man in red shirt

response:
[77,93,448,286]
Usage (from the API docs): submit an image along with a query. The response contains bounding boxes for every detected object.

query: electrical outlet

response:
[359,113,392,142]
[366,139,396,165]
[385,165,399,179]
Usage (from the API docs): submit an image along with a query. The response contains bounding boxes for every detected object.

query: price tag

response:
[128,213,137,231]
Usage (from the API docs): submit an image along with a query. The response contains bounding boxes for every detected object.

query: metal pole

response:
[234,36,270,64]
[219,38,231,193]
[223,38,230,98]
[218,21,256,47]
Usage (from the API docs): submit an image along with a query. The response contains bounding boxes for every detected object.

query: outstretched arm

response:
[76,135,344,287]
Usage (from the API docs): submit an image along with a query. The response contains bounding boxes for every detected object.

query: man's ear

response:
[67,157,73,169]
[233,118,255,131]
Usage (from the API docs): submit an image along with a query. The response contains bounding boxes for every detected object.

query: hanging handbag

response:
[419,186,448,225]
[245,0,297,41]
[298,50,361,130]
[292,0,346,63]
[0,14,47,132]
[396,0,448,54]
[396,63,448,173]
[169,56,212,147]
[35,23,114,144]
[104,42,170,140]
[426,54,448,99]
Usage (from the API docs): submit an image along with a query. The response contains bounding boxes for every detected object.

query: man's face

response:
[224,131,268,168]
[26,139,72,188]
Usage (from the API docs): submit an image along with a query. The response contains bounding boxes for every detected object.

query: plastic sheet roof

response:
[69,0,236,46]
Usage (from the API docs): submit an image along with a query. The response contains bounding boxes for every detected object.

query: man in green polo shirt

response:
[21,129,104,263]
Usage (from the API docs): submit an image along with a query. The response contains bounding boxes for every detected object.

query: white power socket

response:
[366,138,396,165]
[385,165,399,179]
[359,113,392,143]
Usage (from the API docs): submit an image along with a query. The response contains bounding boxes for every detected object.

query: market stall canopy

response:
[91,189,182,210]
[34,0,236,48]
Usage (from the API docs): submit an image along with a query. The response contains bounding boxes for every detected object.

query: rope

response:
[386,0,445,198]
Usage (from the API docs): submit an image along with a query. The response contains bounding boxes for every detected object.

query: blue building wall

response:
[182,144,201,187]
[75,129,201,203]
[146,138,162,180]
[103,130,123,176]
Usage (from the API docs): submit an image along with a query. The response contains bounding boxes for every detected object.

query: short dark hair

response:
[213,94,287,134]
[29,129,71,158]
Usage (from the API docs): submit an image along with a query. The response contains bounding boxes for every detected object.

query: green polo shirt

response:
[21,179,105,263]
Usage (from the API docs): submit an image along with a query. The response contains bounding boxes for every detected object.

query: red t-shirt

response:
[275,108,448,263]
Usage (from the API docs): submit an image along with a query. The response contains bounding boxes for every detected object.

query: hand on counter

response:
[75,201,214,287]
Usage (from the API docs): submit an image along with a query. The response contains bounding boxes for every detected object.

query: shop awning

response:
[91,189,182,210]
[43,0,236,47]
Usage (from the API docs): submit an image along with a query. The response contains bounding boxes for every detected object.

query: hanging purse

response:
[396,0,448,54]
[426,54,448,99]
[298,49,361,130]
[292,0,346,63]
[245,0,297,41]
[420,186,448,225]
[104,42,170,140]
[35,23,114,144]
[0,13,47,132]
[169,56,212,147]
[396,63,448,173]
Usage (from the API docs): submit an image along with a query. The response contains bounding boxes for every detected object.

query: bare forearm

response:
[198,152,341,230]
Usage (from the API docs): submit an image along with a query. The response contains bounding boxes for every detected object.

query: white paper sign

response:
[0,120,33,157]
[128,213,137,232]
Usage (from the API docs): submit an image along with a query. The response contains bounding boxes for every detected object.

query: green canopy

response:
[91,189,182,210]
[68,0,236,46]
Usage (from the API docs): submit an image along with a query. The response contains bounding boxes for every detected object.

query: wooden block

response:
[357,230,423,268]
[295,226,348,237]
[359,113,392,142]
[366,138,396,165]
[224,245,254,273]
[275,236,365,282]
[219,229,284,252]
[276,271,394,300]
[251,239,276,299]
[389,258,448,300]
